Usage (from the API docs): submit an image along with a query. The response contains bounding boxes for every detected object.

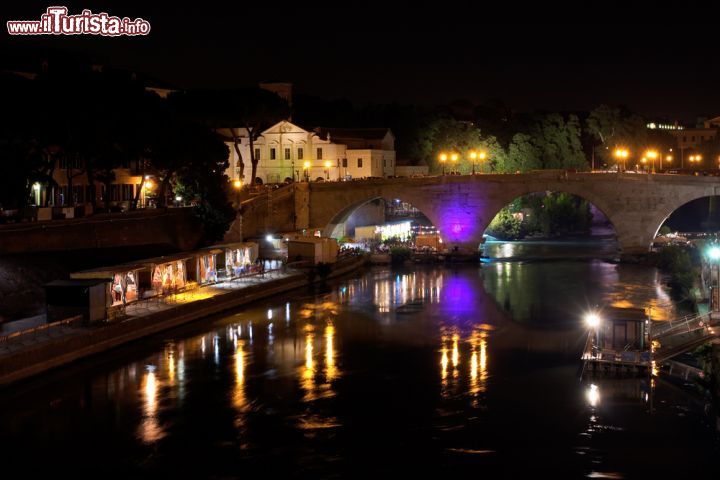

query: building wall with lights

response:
[38,163,144,209]
[218,121,395,184]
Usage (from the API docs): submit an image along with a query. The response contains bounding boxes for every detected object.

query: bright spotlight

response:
[266,234,274,242]
[585,312,601,329]
[708,246,720,261]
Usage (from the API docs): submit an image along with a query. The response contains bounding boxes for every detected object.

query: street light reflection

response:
[232,340,248,417]
[301,332,316,401]
[139,368,165,443]
[586,383,600,407]
[325,324,338,382]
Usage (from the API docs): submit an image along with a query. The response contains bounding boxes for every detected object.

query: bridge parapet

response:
[238,173,720,254]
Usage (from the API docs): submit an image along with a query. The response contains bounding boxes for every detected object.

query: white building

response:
[218,121,395,184]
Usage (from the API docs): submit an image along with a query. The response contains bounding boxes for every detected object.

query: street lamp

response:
[450,153,459,174]
[233,179,242,207]
[645,150,658,174]
[303,161,311,182]
[585,311,602,359]
[613,148,629,172]
[438,153,448,175]
[641,156,647,173]
[142,178,154,208]
[324,160,332,180]
[663,155,672,172]
[689,154,702,172]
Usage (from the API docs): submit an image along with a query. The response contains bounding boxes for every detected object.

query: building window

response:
[254,148,261,160]
[358,158,363,168]
[122,184,134,201]
[270,148,276,160]
[59,157,82,170]
[284,148,291,160]
[72,186,84,204]
[383,158,387,167]
[342,158,347,168]
[298,148,304,160]
[317,148,323,160]
[691,136,695,142]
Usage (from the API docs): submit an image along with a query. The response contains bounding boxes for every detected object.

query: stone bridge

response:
[239,171,720,254]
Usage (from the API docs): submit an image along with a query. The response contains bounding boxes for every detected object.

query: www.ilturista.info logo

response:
[7,7,151,36]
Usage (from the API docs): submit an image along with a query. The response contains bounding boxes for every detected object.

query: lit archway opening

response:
[481,191,618,259]
[653,195,720,248]
[326,197,441,252]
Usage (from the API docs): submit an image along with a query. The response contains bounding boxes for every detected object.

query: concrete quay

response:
[0,257,366,386]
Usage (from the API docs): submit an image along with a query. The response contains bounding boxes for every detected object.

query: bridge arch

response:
[652,194,720,239]
[478,189,619,243]
[323,194,442,240]
[480,190,619,251]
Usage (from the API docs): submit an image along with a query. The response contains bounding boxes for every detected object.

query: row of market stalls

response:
[46,242,259,323]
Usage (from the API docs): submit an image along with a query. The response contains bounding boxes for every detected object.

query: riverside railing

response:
[0,315,83,345]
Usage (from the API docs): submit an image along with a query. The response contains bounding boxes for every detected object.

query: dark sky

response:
[3,1,719,122]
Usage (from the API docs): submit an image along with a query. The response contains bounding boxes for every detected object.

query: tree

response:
[528,114,587,170]
[170,88,289,184]
[503,133,541,173]
[586,104,647,168]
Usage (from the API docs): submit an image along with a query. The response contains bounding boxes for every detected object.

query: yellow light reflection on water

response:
[469,330,489,400]
[325,324,338,382]
[167,350,175,384]
[139,369,164,443]
[452,334,460,368]
[233,340,247,412]
[301,332,316,400]
[440,336,449,387]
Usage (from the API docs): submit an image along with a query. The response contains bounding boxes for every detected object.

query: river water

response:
[1,243,719,478]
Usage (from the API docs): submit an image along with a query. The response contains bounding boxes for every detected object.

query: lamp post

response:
[450,153,459,174]
[645,150,658,174]
[143,177,154,208]
[469,151,477,174]
[663,154,672,172]
[438,153,447,175]
[303,161,311,182]
[613,148,629,173]
[585,311,602,359]
[641,156,647,173]
[469,150,487,174]
[324,160,332,180]
[689,154,702,172]
[233,179,242,207]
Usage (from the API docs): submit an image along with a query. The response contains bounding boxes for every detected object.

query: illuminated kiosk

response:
[70,264,145,320]
[215,242,260,280]
[581,307,651,375]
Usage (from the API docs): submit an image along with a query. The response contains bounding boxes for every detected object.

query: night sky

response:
[2,2,719,122]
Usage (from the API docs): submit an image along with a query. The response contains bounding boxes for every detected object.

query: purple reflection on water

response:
[440,273,482,323]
